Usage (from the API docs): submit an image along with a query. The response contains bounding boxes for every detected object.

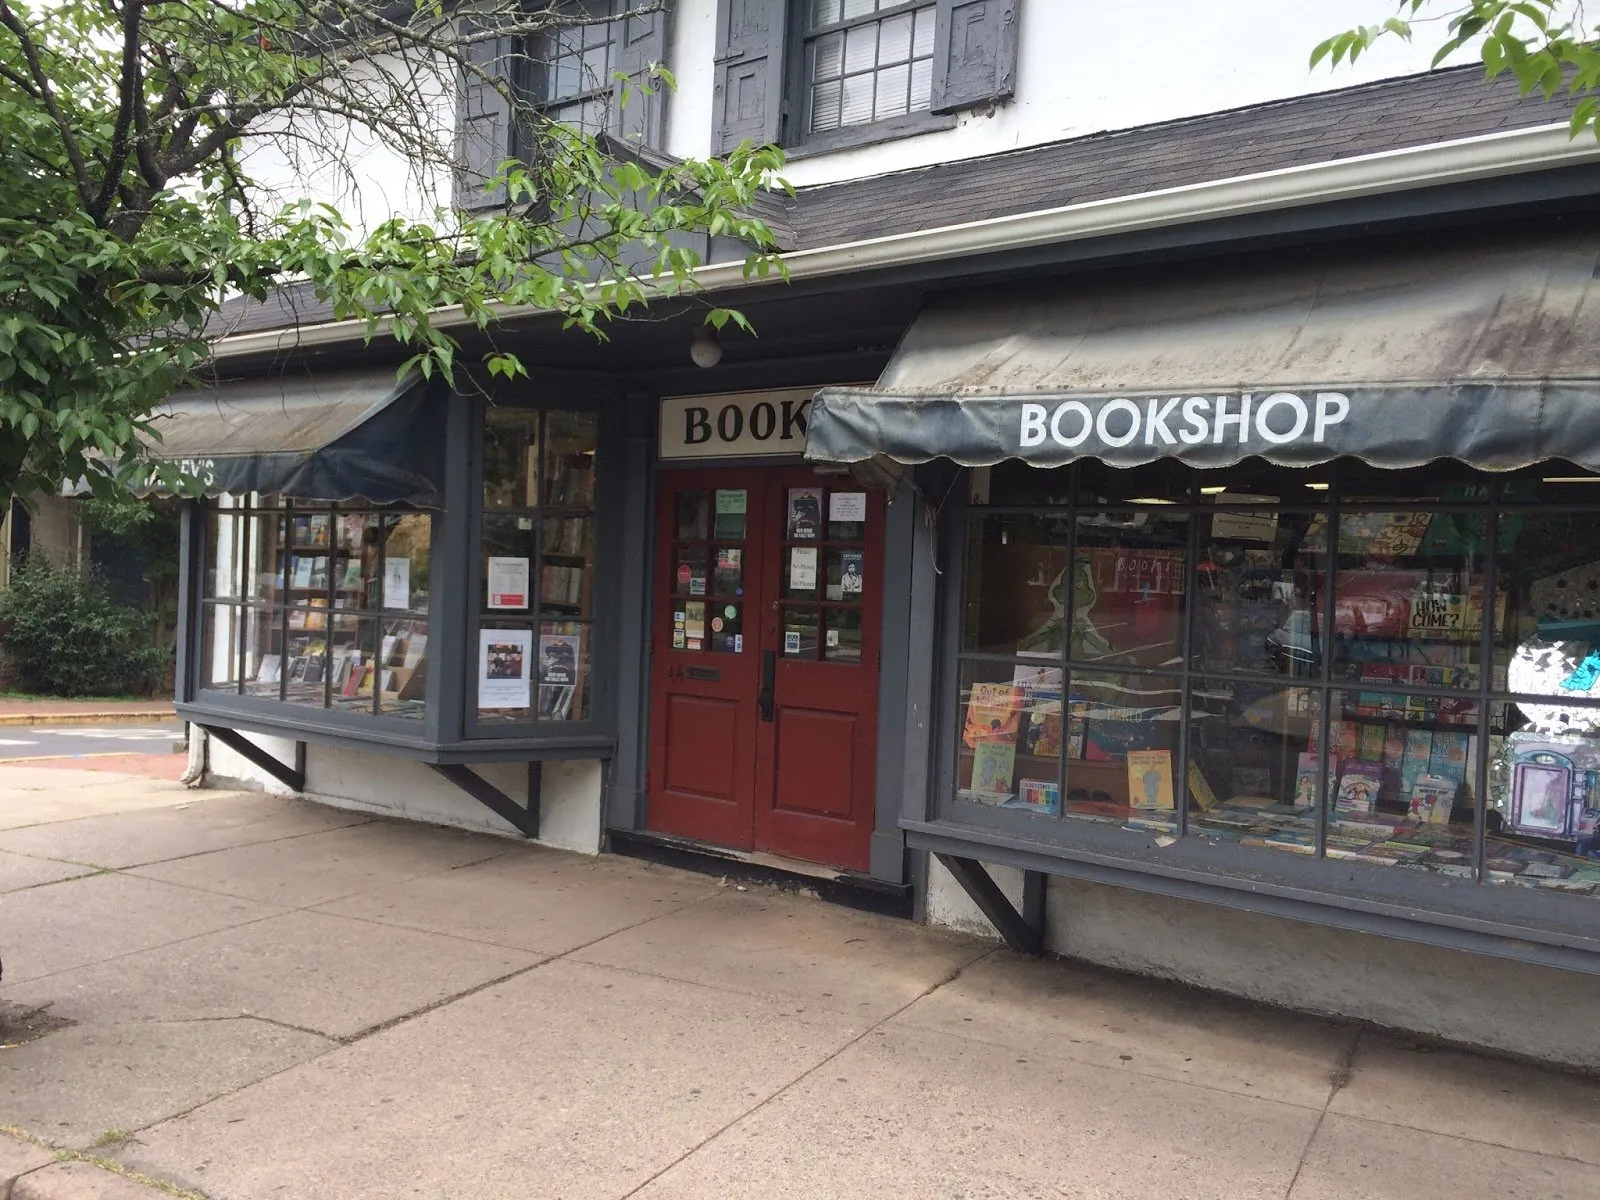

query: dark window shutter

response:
[712,0,789,153]
[930,0,1019,114]
[613,10,669,148]
[455,28,515,210]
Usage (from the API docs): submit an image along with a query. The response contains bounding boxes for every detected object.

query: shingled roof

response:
[785,64,1580,247]
[210,64,1581,340]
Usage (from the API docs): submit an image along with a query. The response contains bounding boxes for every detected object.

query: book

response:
[970,741,1017,797]
[1400,730,1434,799]
[1293,752,1337,809]
[1187,762,1219,811]
[1334,761,1384,816]
[291,557,314,589]
[1021,692,1062,757]
[1011,778,1060,814]
[963,683,1021,748]
[1358,723,1386,762]
[255,654,281,684]
[1428,731,1470,783]
[1334,721,1360,761]
[1409,774,1458,824]
[1126,749,1175,811]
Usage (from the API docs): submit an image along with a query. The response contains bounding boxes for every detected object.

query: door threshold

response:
[608,829,911,919]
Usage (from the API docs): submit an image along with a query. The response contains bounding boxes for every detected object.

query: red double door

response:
[647,467,883,872]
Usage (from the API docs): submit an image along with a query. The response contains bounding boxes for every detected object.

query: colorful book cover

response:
[1187,762,1220,811]
[1358,724,1386,762]
[1021,692,1063,757]
[963,683,1021,748]
[1293,753,1338,809]
[1334,761,1384,815]
[1400,730,1434,798]
[1011,778,1060,815]
[970,740,1017,798]
[1408,774,1458,825]
[1428,731,1470,783]
[1126,749,1175,811]
[1334,722,1360,761]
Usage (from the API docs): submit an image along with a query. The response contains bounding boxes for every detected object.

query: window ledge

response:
[179,697,615,763]
[785,110,957,161]
[903,816,1600,976]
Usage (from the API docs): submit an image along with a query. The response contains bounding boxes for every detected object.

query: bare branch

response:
[91,0,149,223]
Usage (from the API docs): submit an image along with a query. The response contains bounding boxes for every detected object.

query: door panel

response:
[663,694,740,797]
[772,708,857,818]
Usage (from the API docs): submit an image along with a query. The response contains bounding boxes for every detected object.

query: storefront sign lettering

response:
[660,389,821,461]
[1018,392,1350,453]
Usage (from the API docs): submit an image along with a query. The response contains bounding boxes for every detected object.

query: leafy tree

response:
[0,0,784,510]
[1315,1,1600,137]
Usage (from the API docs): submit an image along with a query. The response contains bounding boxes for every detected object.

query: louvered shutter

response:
[930,0,1019,114]
[613,8,670,148]
[455,25,515,210]
[711,0,789,153]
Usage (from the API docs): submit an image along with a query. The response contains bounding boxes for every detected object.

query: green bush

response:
[0,557,168,697]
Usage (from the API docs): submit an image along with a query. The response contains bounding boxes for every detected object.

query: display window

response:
[950,457,1600,903]
[200,494,432,720]
[476,408,597,725]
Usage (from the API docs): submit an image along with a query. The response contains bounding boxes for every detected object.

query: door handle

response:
[758,650,776,722]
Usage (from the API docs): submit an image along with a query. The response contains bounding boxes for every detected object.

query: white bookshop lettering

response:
[1018,392,1349,453]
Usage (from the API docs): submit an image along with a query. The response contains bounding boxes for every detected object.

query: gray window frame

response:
[916,458,1600,972]
[176,379,624,765]
[783,0,955,157]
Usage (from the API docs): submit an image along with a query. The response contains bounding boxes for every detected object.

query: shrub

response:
[0,556,168,697]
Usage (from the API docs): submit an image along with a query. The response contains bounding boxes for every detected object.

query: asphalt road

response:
[0,722,187,762]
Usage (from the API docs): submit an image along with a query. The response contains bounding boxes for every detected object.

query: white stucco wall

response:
[927,857,1600,1071]
[667,0,1466,188]
[204,731,603,855]
[240,51,453,239]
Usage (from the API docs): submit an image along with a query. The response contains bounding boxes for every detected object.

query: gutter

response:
[213,121,1600,361]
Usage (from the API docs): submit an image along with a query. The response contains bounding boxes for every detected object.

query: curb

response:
[0,712,176,728]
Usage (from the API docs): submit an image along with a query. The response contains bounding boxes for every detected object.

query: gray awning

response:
[140,368,443,504]
[807,232,1600,473]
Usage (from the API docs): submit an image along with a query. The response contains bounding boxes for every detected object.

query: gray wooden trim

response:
[175,501,200,704]
[906,820,1600,977]
[609,388,657,831]
[868,474,918,883]
[432,391,476,745]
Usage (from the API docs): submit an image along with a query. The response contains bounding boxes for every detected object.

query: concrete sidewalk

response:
[1,772,1597,1199]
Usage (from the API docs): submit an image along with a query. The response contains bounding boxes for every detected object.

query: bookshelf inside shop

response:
[478,409,597,725]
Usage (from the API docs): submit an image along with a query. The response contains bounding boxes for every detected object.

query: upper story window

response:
[528,0,624,133]
[804,2,937,135]
[713,0,1019,156]
[455,2,666,210]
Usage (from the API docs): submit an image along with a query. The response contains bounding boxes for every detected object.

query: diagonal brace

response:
[935,853,1047,956]
[428,762,540,839]
[200,724,305,792]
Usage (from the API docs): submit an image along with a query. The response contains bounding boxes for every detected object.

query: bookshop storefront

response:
[809,229,1600,973]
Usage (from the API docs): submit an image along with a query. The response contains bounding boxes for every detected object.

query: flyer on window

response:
[478,628,532,709]
[487,556,530,609]
[787,487,823,540]
[383,557,411,610]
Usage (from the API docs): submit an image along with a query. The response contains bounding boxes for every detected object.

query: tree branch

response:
[92,0,148,223]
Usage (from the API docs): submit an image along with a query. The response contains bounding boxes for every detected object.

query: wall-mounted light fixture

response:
[689,326,723,368]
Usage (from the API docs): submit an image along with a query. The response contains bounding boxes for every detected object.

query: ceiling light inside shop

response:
[1200,486,1228,495]
[1128,497,1177,505]
[1542,476,1600,484]
[1304,482,1330,490]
